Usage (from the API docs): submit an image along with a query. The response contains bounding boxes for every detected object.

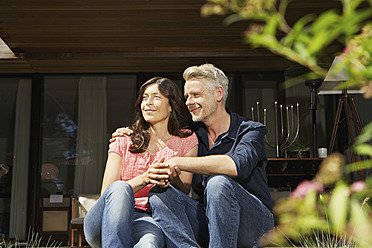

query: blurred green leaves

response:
[202,0,372,79]
[328,181,349,230]
[265,154,372,247]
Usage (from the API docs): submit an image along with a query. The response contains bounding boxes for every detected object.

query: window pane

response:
[0,78,22,237]
[41,75,137,197]
[106,75,137,133]
[42,76,79,196]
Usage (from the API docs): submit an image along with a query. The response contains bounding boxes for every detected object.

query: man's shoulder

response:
[240,119,266,129]
[231,111,266,131]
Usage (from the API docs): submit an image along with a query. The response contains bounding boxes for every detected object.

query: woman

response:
[84,77,198,248]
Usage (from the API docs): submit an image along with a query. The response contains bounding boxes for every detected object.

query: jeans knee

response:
[107,180,131,193]
[205,175,236,202]
[104,180,134,204]
[205,175,234,192]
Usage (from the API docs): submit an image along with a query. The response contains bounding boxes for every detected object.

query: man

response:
[113,64,274,248]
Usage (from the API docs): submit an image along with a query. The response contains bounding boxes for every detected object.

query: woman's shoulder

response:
[172,130,198,143]
[169,131,197,156]
[109,135,132,150]
[113,135,131,143]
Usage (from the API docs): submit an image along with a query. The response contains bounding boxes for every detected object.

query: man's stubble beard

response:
[191,105,217,123]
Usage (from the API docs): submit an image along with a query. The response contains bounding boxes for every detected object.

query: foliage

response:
[201,0,372,247]
[277,230,356,248]
[260,153,372,247]
[0,229,61,248]
[337,24,372,98]
[201,0,372,93]
[288,142,310,152]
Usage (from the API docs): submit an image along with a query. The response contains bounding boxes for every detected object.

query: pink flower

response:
[338,47,349,58]
[351,181,366,192]
[291,180,324,198]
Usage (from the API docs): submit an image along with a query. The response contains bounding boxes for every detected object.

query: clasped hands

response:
[110,127,179,187]
[144,158,180,187]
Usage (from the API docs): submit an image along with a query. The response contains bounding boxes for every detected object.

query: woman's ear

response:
[215,86,224,103]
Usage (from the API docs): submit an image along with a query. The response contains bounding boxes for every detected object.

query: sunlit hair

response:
[183,63,229,104]
[129,77,192,153]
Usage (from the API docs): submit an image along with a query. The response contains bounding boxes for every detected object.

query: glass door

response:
[0,78,32,240]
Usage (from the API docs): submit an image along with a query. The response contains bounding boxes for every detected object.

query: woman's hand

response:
[143,162,171,186]
[153,159,185,191]
[128,158,170,193]
[145,158,181,189]
[110,127,133,143]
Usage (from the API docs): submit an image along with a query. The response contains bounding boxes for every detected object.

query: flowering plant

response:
[333,24,372,99]
[262,152,372,247]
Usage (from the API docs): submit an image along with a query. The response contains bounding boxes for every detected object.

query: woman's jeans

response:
[84,181,165,248]
[149,175,274,248]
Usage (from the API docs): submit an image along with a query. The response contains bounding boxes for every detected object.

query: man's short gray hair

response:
[183,63,229,104]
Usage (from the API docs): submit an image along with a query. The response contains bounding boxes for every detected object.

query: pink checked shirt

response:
[108,132,198,212]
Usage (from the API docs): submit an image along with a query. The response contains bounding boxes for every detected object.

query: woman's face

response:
[141,83,172,125]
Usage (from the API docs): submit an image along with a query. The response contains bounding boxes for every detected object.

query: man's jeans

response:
[149,175,274,248]
[84,181,165,248]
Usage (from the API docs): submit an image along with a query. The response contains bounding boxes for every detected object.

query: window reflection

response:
[0,79,18,238]
[41,75,136,196]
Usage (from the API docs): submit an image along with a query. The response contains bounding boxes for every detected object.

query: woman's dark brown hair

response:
[129,77,192,153]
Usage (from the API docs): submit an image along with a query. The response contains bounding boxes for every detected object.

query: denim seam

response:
[101,194,108,247]
[229,180,239,248]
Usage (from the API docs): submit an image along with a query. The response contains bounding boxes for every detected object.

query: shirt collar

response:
[194,108,243,147]
[224,108,238,140]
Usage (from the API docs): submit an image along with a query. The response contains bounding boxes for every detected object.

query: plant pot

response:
[289,150,310,158]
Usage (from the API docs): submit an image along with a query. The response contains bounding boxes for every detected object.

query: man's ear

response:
[215,86,224,103]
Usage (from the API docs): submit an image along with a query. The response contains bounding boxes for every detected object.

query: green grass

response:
[0,228,62,248]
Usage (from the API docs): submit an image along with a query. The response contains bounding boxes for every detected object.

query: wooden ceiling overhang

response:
[0,0,341,74]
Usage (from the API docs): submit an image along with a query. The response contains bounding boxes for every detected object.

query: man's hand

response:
[159,160,181,187]
[128,158,172,194]
[155,158,192,194]
[110,127,133,143]
[149,158,181,188]
[168,166,181,182]
[144,163,171,186]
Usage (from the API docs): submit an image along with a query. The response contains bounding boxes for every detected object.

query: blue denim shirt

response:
[191,109,273,210]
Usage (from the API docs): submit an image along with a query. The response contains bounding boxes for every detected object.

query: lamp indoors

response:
[319,56,366,180]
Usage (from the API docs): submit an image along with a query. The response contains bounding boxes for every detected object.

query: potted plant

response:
[288,142,310,158]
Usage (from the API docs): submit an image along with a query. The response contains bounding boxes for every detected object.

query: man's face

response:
[184,77,217,123]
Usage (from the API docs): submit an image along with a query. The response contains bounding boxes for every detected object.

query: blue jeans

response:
[149,175,274,248]
[84,181,165,248]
